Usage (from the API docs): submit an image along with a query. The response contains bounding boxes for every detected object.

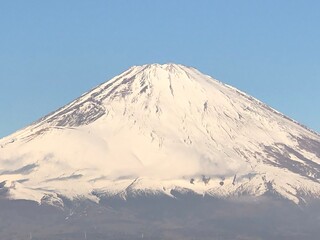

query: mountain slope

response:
[1,63,320,205]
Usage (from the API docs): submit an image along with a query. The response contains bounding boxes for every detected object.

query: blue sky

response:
[0,1,319,137]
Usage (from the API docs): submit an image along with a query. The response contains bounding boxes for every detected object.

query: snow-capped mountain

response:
[1,63,320,205]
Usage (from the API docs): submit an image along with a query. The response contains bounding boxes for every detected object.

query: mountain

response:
[1,63,320,207]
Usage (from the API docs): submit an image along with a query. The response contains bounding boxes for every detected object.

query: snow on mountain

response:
[0,63,320,205]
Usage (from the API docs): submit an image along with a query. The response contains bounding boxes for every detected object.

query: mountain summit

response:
[1,63,320,205]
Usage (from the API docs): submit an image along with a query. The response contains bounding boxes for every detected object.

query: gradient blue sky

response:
[1,1,319,137]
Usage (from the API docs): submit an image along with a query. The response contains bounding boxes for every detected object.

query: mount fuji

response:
[1,63,320,208]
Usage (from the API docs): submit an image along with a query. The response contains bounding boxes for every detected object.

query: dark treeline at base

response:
[0,194,320,240]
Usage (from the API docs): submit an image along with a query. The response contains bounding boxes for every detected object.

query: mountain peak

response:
[127,63,197,82]
[132,63,191,70]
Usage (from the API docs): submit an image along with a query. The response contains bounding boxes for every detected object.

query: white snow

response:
[0,63,320,205]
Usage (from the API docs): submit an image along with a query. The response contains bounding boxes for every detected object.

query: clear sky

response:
[0,1,319,138]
